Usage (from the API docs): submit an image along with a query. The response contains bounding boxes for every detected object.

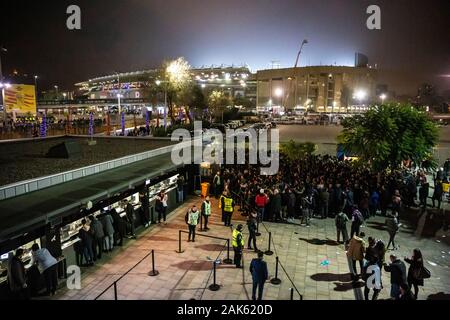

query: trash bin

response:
[201,182,210,197]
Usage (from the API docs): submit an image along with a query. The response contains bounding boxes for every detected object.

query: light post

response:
[34,75,38,100]
[63,93,67,100]
[0,82,11,121]
[54,85,59,101]
[155,79,167,126]
[380,93,387,105]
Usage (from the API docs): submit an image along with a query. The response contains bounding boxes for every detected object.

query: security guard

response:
[201,196,212,230]
[221,192,234,227]
[218,191,227,223]
[232,224,245,268]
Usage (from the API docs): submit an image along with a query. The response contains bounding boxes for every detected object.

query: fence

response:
[94,249,159,300]
[231,191,304,300]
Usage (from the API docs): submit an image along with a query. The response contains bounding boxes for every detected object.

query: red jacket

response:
[255,194,268,208]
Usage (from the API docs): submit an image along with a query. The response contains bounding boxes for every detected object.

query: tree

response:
[179,84,207,122]
[337,104,439,170]
[280,140,316,161]
[159,57,193,122]
[208,90,233,123]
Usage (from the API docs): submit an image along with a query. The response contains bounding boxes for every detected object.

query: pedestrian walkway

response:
[53,196,450,300]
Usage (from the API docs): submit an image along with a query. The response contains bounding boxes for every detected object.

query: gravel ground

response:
[0,136,174,186]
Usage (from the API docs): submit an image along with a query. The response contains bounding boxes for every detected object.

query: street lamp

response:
[34,75,38,100]
[380,93,387,104]
[63,93,67,100]
[54,85,59,100]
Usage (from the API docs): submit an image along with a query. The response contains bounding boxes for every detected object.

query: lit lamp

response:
[380,93,387,104]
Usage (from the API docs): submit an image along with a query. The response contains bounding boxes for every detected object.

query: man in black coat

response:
[384,254,407,300]
[247,212,258,252]
[249,251,269,300]
[125,200,137,239]
[111,208,126,246]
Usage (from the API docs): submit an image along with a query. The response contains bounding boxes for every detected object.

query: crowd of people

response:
[206,153,443,300]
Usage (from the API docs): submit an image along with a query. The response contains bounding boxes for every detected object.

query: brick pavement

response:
[52,196,450,300]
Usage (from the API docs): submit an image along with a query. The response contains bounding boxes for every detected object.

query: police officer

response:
[232,224,245,268]
[201,196,212,230]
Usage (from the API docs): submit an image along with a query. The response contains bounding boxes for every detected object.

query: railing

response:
[231,190,304,300]
[176,229,231,298]
[176,230,232,264]
[0,137,201,200]
[94,249,159,300]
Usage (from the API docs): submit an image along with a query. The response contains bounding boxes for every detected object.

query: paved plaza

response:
[51,195,450,301]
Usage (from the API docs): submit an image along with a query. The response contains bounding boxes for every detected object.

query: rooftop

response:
[0,136,175,187]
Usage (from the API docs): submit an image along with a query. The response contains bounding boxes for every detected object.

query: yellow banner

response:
[3,84,36,114]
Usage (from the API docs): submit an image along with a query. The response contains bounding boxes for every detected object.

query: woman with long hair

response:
[404,249,424,299]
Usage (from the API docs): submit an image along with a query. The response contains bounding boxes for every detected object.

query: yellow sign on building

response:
[3,84,36,114]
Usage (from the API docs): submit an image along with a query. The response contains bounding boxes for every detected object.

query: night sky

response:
[1,0,449,95]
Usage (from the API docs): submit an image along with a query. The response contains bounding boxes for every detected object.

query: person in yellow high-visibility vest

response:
[218,191,226,223]
[232,224,245,268]
[221,192,234,227]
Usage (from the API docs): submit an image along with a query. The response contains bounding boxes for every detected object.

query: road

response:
[276,124,450,164]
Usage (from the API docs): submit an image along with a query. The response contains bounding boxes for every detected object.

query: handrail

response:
[94,249,154,300]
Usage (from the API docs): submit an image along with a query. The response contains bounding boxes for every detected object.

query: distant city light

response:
[355,89,367,101]
[274,88,283,97]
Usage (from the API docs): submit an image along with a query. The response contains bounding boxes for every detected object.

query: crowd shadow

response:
[310,272,365,292]
[298,238,340,246]
[194,243,227,251]
[427,292,450,300]
[172,260,212,271]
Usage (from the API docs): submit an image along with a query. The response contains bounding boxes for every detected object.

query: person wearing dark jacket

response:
[89,215,105,260]
[249,251,269,300]
[7,249,29,300]
[271,189,282,222]
[100,211,115,252]
[139,191,150,228]
[79,219,94,266]
[405,249,425,299]
[247,212,259,252]
[125,200,137,239]
[111,209,126,246]
[384,254,407,300]
[432,179,443,209]
[419,181,429,208]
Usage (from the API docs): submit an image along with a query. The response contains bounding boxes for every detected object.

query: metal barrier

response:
[229,191,304,300]
[94,249,159,300]
[176,230,232,265]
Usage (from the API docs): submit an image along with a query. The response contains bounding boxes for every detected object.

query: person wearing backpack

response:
[186,205,199,242]
[335,210,349,244]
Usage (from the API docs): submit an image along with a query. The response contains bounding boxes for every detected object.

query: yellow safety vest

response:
[232,229,244,248]
[203,201,211,216]
[223,197,233,213]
